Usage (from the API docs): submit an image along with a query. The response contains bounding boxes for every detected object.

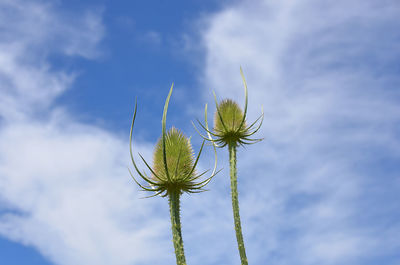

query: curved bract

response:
[129,84,218,197]
[194,67,264,148]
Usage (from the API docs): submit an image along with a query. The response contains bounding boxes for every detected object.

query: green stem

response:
[169,190,187,265]
[229,143,248,265]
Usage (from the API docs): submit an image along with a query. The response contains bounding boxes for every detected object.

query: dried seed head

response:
[214,99,246,133]
[153,127,195,182]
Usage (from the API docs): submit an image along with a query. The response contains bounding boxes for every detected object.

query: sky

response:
[0,0,399,264]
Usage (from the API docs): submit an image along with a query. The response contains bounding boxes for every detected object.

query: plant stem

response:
[169,190,187,265]
[229,143,248,265]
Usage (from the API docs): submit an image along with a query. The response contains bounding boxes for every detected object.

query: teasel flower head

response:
[194,67,264,147]
[129,84,218,197]
[153,127,195,182]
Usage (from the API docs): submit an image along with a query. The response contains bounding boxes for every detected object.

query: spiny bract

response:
[153,127,195,181]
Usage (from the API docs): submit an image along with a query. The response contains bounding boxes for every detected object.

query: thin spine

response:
[183,140,205,182]
[169,190,187,265]
[213,90,228,132]
[203,103,219,174]
[162,83,174,182]
[229,143,248,265]
[237,66,248,132]
[129,99,160,186]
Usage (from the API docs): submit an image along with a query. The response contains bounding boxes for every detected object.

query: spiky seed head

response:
[214,99,246,132]
[212,99,249,146]
[153,127,195,182]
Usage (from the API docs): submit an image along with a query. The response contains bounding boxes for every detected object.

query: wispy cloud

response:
[0,119,171,265]
[1,0,399,265]
[0,0,104,120]
[188,0,400,264]
[0,1,173,264]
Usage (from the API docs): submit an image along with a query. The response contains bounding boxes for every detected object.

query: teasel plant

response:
[193,68,264,265]
[129,84,218,265]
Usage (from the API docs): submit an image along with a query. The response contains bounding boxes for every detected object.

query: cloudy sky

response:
[0,0,399,264]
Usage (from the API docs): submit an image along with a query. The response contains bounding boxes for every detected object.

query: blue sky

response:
[0,0,400,265]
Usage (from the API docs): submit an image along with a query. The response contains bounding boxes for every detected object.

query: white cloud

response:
[0,0,104,121]
[188,0,400,264]
[0,119,171,265]
[1,0,400,265]
[0,1,173,265]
